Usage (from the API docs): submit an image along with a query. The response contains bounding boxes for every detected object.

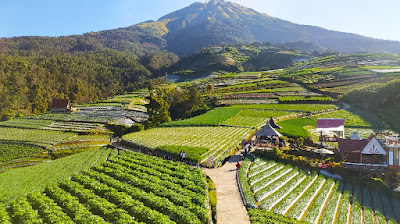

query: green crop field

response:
[222,109,296,128]
[162,107,242,127]
[239,157,400,224]
[2,150,210,224]
[230,104,337,112]
[123,126,252,165]
[0,147,113,203]
[0,127,75,147]
[279,96,336,102]
[0,119,54,129]
[277,107,392,139]
[0,143,45,164]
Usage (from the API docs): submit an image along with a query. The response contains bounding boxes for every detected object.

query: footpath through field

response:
[202,151,250,224]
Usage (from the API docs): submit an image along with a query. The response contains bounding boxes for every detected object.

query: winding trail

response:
[202,151,250,224]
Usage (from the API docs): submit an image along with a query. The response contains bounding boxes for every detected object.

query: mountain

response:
[2,0,400,58]
[152,0,400,56]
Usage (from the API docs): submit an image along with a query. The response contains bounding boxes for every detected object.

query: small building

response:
[317,118,345,139]
[337,134,387,165]
[385,136,400,170]
[51,99,72,112]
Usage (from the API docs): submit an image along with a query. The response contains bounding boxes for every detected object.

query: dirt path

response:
[202,151,250,224]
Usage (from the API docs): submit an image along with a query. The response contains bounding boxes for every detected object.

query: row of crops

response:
[28,109,148,123]
[122,126,252,166]
[0,147,114,203]
[41,121,108,134]
[162,107,305,128]
[239,157,400,224]
[1,151,210,224]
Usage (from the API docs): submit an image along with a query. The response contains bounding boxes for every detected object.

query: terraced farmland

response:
[0,127,75,147]
[0,147,114,203]
[222,109,298,128]
[240,157,400,224]
[41,121,109,134]
[122,126,252,166]
[2,151,210,224]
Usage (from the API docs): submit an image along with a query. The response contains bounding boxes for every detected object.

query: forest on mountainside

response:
[0,50,152,120]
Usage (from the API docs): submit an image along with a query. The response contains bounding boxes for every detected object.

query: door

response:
[389,151,393,166]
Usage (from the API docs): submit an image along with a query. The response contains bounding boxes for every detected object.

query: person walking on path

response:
[235,162,242,169]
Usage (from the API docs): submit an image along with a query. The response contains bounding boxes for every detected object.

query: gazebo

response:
[254,121,282,150]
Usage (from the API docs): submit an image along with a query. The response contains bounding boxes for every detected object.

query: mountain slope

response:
[153,0,400,56]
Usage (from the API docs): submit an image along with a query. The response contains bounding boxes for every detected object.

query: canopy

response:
[268,117,282,129]
[254,123,282,137]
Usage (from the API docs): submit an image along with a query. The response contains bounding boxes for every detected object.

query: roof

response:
[254,123,282,137]
[111,118,135,127]
[51,99,70,109]
[317,119,345,129]
[337,137,369,154]
[268,117,281,129]
[361,137,387,155]
[350,132,362,140]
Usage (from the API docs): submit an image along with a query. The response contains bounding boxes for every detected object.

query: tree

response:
[146,93,171,127]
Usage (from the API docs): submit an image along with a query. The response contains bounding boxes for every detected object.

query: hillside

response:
[142,0,400,56]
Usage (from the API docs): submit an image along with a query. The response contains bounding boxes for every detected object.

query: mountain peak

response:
[140,0,400,56]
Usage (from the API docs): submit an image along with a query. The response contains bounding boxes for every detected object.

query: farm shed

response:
[51,99,72,112]
[316,118,345,138]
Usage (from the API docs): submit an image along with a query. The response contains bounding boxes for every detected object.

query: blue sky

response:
[1,0,399,41]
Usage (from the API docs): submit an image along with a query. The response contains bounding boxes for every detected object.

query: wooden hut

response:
[51,99,72,112]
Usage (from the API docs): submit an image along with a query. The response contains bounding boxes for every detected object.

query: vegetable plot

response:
[3,150,210,224]
[239,157,400,224]
[123,126,252,166]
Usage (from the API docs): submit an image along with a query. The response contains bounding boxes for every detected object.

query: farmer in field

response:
[180,150,186,162]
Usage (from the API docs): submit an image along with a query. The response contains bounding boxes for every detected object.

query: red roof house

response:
[51,99,72,112]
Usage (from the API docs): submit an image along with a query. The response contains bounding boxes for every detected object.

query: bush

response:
[207,177,217,223]
[106,123,144,137]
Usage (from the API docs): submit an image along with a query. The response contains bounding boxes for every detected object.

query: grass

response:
[230,104,337,112]
[277,118,315,138]
[222,109,295,128]
[162,107,242,127]
[0,147,112,203]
